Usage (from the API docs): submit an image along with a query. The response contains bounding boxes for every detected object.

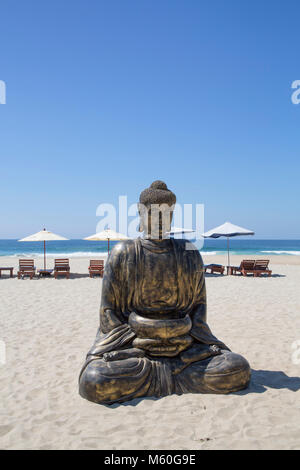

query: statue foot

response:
[174,350,251,394]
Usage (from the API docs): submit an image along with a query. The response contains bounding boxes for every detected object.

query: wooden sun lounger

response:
[88,259,104,278]
[18,259,36,279]
[253,259,272,277]
[230,260,256,276]
[0,267,14,278]
[54,258,70,279]
[231,259,272,277]
[204,264,225,275]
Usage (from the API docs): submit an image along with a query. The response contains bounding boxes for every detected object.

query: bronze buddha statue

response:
[79,181,251,404]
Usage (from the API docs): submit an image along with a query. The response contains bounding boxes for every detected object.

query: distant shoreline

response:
[0,254,299,266]
[1,238,300,258]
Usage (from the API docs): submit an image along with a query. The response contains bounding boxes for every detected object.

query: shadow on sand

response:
[204,273,286,278]
[69,273,97,279]
[204,273,225,278]
[236,369,300,395]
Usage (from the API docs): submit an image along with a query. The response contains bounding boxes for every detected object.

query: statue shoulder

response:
[172,239,203,265]
[172,238,200,253]
[108,239,136,262]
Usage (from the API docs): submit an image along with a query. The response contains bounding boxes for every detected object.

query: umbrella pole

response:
[227,237,230,273]
[44,240,46,270]
[108,238,110,255]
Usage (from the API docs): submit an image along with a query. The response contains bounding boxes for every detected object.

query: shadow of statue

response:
[236,369,300,395]
[69,273,95,279]
[204,273,225,278]
[204,273,286,279]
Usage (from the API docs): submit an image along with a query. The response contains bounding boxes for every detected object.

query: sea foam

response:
[6,252,108,258]
[261,250,300,255]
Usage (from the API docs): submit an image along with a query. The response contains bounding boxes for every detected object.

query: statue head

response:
[138,180,176,239]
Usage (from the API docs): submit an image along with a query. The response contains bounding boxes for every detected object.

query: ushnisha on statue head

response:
[138,180,176,239]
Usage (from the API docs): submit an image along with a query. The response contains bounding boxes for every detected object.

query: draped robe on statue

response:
[79,238,250,404]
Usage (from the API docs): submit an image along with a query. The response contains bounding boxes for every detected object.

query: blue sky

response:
[0,0,299,239]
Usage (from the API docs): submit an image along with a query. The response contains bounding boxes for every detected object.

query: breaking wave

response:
[261,250,300,256]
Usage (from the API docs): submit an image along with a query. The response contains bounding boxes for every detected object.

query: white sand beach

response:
[0,255,300,450]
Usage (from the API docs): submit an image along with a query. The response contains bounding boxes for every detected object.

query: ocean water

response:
[0,239,300,257]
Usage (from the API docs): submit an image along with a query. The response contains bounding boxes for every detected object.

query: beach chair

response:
[254,259,272,277]
[88,259,104,278]
[204,264,225,275]
[231,260,256,276]
[54,258,70,279]
[17,259,36,279]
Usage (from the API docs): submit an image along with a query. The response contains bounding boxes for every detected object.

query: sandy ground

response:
[0,255,300,450]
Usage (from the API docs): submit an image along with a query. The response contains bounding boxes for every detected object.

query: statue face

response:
[138,203,174,239]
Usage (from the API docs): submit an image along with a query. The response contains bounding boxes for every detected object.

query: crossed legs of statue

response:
[79,345,251,405]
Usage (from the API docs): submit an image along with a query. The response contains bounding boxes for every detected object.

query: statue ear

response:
[161,208,173,234]
[167,210,174,232]
[138,203,148,233]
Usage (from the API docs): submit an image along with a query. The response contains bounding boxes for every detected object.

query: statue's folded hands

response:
[129,310,193,356]
[171,343,222,375]
[103,348,146,362]
[133,335,193,356]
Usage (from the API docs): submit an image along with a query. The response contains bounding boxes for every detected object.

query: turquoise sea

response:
[0,239,300,257]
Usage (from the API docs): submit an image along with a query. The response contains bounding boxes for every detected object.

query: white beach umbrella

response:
[19,228,68,270]
[203,221,254,268]
[167,227,195,241]
[84,229,129,255]
[167,227,195,235]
